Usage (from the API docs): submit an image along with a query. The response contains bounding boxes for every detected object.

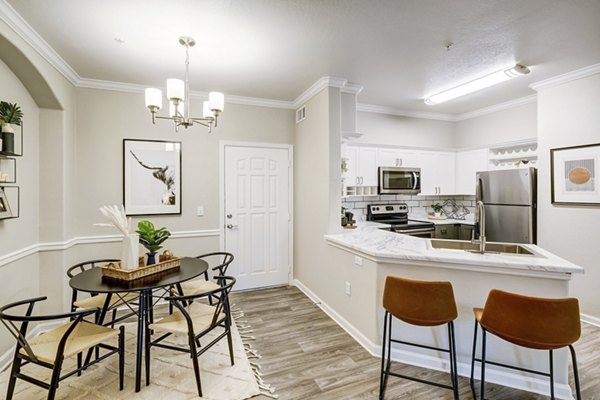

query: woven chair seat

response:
[20,321,119,364]
[179,280,221,296]
[73,292,139,310]
[150,303,224,335]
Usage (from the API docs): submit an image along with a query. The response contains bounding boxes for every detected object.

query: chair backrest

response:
[196,252,234,277]
[0,297,97,363]
[67,258,120,278]
[383,275,458,326]
[479,289,581,349]
[168,276,236,333]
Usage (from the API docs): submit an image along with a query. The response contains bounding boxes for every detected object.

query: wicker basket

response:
[100,257,181,282]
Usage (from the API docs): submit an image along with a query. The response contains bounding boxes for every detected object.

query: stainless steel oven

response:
[378,167,421,194]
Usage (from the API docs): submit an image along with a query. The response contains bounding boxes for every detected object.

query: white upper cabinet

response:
[377,148,418,168]
[345,146,378,187]
[455,149,489,195]
[418,151,456,195]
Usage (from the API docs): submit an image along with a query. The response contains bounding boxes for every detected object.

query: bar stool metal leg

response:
[470,319,478,399]
[448,321,459,400]
[569,344,582,400]
[549,349,555,399]
[480,328,487,400]
[379,311,389,400]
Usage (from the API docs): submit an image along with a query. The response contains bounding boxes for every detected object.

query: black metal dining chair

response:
[67,259,139,326]
[146,275,236,397]
[0,296,125,400]
[179,252,234,296]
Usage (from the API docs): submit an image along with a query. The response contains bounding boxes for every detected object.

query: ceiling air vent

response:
[296,106,306,124]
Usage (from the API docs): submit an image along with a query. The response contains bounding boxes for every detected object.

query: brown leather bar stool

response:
[470,289,582,400]
[379,276,459,400]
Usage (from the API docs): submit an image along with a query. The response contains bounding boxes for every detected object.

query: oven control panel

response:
[368,203,408,215]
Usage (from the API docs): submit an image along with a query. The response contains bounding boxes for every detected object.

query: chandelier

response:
[144,36,224,132]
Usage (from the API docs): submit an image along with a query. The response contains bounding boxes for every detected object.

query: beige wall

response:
[73,88,294,235]
[537,74,600,318]
[356,111,456,149]
[454,102,537,149]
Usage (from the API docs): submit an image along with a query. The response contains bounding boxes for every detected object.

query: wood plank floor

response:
[230,286,600,400]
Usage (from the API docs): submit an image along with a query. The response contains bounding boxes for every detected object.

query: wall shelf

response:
[0,121,24,220]
[488,140,538,170]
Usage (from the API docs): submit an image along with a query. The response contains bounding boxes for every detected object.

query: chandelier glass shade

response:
[144,36,224,132]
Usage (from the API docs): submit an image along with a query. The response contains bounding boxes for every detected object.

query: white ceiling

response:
[5,0,600,116]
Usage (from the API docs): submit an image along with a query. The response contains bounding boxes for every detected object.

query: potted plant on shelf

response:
[136,220,171,265]
[431,203,444,218]
[0,101,23,154]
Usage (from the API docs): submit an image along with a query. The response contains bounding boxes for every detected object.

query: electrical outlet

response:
[196,206,204,216]
[354,256,363,266]
[345,281,351,296]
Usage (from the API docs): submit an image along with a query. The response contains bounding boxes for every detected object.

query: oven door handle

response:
[396,227,435,234]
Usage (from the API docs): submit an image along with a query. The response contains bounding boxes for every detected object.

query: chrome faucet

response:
[471,200,486,254]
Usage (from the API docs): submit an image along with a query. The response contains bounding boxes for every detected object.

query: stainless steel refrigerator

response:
[476,167,537,244]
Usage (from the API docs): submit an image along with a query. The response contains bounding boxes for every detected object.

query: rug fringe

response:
[232,304,279,399]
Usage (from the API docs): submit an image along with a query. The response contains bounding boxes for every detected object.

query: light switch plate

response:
[345,281,351,296]
[196,206,204,216]
[354,256,363,266]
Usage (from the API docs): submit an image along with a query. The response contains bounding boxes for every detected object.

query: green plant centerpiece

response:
[431,203,444,217]
[136,220,171,265]
[0,101,23,154]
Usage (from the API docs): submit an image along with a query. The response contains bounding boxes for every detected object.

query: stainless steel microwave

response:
[378,167,421,194]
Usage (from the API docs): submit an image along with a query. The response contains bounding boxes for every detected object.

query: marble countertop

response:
[409,212,475,226]
[325,225,584,276]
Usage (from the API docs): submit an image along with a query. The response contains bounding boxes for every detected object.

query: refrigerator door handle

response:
[476,176,483,201]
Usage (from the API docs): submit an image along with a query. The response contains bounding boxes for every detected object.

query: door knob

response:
[226,224,238,229]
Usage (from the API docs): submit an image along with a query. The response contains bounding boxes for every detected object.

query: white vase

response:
[121,234,139,270]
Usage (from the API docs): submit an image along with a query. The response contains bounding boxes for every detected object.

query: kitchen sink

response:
[430,239,535,255]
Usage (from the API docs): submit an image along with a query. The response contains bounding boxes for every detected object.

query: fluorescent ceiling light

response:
[424,64,530,105]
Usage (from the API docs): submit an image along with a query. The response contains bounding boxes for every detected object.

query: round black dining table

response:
[69,257,208,392]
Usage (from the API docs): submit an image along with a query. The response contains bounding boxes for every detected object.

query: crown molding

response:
[356,103,457,122]
[340,82,364,95]
[76,78,295,109]
[293,76,346,109]
[0,0,80,85]
[454,94,537,121]
[529,63,600,92]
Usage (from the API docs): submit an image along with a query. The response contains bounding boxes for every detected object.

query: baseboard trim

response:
[580,313,600,328]
[0,229,221,268]
[292,279,574,400]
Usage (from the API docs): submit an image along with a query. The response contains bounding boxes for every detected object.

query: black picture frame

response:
[123,139,182,216]
[550,142,600,206]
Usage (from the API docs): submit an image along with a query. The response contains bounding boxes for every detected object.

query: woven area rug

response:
[0,305,275,399]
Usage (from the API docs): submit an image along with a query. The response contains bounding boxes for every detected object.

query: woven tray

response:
[100,257,181,281]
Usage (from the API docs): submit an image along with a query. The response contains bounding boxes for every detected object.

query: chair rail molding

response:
[0,229,221,268]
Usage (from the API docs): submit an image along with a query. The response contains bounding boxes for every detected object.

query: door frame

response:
[219,141,294,287]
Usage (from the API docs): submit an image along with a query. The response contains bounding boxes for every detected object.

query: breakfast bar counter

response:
[318,224,584,399]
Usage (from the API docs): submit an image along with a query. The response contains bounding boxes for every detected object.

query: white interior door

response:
[223,145,291,290]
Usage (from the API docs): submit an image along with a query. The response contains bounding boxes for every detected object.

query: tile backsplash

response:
[342,194,476,219]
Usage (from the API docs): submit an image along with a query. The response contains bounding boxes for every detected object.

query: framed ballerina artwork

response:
[123,139,182,215]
